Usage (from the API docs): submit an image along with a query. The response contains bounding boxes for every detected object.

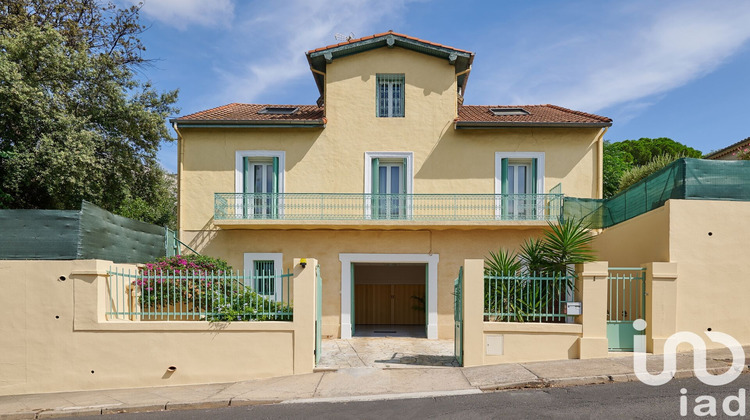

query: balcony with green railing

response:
[214,193,563,228]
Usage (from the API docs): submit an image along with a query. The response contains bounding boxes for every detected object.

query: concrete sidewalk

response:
[2,347,748,419]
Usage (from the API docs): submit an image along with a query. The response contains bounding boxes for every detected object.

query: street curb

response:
[101,403,167,415]
[165,400,231,411]
[281,389,483,404]
[478,380,546,391]
[228,399,283,407]
[36,408,102,419]
[0,413,37,420]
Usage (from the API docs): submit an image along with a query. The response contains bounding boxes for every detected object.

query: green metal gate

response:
[315,264,322,365]
[607,268,646,351]
[454,266,463,366]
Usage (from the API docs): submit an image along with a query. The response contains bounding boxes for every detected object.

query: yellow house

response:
[170,32,612,340]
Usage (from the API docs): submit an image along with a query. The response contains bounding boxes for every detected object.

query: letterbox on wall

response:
[564,301,582,316]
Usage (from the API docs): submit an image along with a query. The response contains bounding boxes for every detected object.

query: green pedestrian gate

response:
[454,267,463,366]
[607,268,646,351]
[315,265,322,365]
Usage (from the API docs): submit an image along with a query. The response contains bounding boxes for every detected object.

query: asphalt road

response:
[97,374,750,419]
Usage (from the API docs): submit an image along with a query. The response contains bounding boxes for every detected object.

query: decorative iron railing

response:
[214,193,563,222]
[106,267,293,321]
[484,272,575,322]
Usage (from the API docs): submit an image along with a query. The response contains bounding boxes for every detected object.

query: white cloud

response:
[126,0,234,30]
[469,1,750,113]
[212,0,413,104]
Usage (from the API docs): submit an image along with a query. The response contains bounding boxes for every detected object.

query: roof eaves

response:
[544,104,613,124]
[704,137,750,159]
[170,119,326,128]
[306,32,474,96]
[454,121,613,129]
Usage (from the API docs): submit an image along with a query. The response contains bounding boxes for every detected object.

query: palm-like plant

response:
[484,248,524,321]
[540,218,596,276]
[484,218,596,322]
[485,248,522,275]
[519,238,546,275]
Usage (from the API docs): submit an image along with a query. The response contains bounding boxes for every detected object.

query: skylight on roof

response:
[490,108,529,116]
[258,107,299,115]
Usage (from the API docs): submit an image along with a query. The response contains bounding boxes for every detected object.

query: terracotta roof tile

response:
[173,103,324,123]
[704,137,750,159]
[457,105,612,126]
[307,31,473,55]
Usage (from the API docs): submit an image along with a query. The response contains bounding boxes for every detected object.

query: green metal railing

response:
[454,266,464,366]
[315,264,322,365]
[165,227,199,257]
[215,192,563,222]
[106,267,293,321]
[484,272,575,322]
[607,268,646,323]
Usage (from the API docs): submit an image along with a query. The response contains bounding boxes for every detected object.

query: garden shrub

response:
[134,254,291,321]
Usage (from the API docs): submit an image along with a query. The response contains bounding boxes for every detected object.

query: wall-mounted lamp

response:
[300,258,307,268]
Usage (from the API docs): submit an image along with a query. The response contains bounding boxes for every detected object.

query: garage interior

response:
[353,262,427,337]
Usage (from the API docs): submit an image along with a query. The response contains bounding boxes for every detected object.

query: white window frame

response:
[235,151,285,218]
[364,152,414,219]
[244,252,283,301]
[235,150,285,194]
[494,152,545,219]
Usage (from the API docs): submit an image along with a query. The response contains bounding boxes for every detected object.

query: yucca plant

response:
[540,217,596,276]
[485,248,522,275]
[484,248,524,321]
[519,237,547,275]
[484,218,596,323]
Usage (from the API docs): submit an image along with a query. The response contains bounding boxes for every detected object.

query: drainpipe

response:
[595,126,608,199]
[172,123,184,238]
[310,67,327,118]
[454,66,472,117]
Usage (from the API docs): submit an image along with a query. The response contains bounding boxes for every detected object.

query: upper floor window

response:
[376,74,405,118]
[495,152,545,220]
[364,152,413,219]
[235,151,285,218]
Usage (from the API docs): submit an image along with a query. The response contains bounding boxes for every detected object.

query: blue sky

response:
[123,0,750,173]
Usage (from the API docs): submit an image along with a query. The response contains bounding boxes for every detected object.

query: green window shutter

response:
[272,157,279,194]
[272,157,279,217]
[243,157,250,193]
[401,158,407,193]
[531,158,538,218]
[242,157,250,218]
[371,158,380,193]
[501,158,509,194]
[501,158,509,219]
[371,158,380,218]
[401,158,408,218]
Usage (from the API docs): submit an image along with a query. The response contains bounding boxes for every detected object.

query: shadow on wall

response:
[417,127,595,185]
[186,217,218,255]
[182,128,321,172]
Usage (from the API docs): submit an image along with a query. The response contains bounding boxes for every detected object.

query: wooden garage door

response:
[355,284,426,325]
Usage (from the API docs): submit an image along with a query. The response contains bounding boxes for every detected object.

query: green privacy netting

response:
[0,201,170,263]
[564,158,750,229]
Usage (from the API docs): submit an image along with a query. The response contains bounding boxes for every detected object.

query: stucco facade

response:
[172,32,611,339]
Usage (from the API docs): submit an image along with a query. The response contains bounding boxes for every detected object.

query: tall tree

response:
[0,0,178,228]
[602,137,702,198]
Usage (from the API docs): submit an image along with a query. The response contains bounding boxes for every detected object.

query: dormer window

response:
[376,74,405,118]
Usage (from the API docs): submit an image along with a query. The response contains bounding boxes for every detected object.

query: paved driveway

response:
[317,337,458,369]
